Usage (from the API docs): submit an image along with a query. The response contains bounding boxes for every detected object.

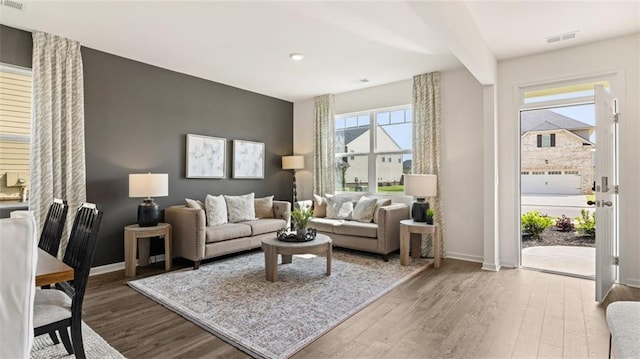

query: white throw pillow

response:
[185,198,204,210]
[352,196,378,223]
[224,193,256,223]
[205,195,227,226]
[325,196,354,220]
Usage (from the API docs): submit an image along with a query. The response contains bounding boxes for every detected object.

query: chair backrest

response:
[62,203,103,308]
[0,215,38,358]
[39,198,69,257]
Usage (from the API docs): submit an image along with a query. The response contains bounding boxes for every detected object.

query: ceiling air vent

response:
[1,0,25,11]
[546,30,578,44]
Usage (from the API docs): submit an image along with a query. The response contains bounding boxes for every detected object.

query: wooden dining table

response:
[36,248,74,287]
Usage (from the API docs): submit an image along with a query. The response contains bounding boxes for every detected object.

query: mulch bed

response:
[522,227,595,248]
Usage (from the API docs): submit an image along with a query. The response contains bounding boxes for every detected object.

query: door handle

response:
[602,200,613,207]
[587,200,596,206]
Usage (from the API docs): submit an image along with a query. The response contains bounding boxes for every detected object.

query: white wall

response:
[293,68,485,263]
[497,34,640,286]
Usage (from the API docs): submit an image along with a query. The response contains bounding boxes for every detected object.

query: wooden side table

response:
[400,219,441,268]
[124,223,172,277]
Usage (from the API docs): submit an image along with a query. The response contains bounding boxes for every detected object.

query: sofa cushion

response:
[352,196,378,223]
[326,196,354,219]
[225,193,256,223]
[373,199,392,224]
[185,198,204,210]
[254,195,275,219]
[205,194,228,226]
[243,218,286,236]
[334,221,378,239]
[309,218,344,233]
[313,194,327,218]
[205,223,252,243]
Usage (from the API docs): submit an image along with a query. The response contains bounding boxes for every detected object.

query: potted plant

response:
[291,207,313,236]
[425,208,435,225]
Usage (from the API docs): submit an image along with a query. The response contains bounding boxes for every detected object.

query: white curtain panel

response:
[313,94,335,196]
[412,72,444,258]
[31,31,87,257]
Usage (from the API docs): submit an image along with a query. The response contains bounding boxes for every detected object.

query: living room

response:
[1,1,639,358]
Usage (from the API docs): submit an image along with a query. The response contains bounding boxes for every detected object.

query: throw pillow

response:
[325,196,354,220]
[254,195,274,219]
[352,196,378,223]
[313,194,327,218]
[185,198,204,210]
[205,194,227,226]
[373,199,392,224]
[225,193,256,223]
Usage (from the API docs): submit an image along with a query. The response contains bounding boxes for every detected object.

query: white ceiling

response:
[1,1,638,102]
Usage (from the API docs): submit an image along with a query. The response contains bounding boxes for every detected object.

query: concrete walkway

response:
[522,245,595,278]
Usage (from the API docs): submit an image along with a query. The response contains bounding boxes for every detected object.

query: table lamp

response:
[129,173,168,227]
[404,174,437,222]
[282,155,304,202]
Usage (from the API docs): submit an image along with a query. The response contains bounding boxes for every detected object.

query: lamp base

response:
[411,200,430,222]
[138,199,159,227]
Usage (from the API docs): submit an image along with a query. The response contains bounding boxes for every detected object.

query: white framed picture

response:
[186,134,226,178]
[233,140,265,179]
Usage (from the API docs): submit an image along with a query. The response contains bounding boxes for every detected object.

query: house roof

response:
[520,109,593,135]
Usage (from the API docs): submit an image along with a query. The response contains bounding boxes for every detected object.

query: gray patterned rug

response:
[128,250,428,359]
[30,322,124,358]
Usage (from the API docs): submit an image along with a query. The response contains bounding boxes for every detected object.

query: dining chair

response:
[0,214,38,358]
[39,198,69,257]
[33,202,103,359]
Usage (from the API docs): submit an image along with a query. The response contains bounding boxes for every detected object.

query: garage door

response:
[521,172,581,194]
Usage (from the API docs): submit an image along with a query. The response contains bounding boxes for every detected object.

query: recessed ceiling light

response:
[289,53,304,61]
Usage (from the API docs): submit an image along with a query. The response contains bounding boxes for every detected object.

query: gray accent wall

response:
[0,25,294,266]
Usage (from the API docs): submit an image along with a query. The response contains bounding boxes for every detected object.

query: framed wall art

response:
[186,134,226,178]
[232,139,265,179]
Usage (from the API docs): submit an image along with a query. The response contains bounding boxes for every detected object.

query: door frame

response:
[513,71,623,270]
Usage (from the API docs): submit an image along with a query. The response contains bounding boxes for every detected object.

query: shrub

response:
[521,211,553,240]
[555,215,575,232]
[576,209,596,238]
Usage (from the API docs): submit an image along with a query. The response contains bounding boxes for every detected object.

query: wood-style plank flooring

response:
[83,254,640,359]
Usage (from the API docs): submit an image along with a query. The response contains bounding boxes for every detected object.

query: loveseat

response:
[296,195,409,261]
[165,194,290,269]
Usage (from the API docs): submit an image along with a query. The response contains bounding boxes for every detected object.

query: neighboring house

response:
[521,109,594,195]
[337,125,403,190]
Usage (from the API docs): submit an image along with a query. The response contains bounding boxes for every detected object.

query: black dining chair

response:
[39,198,69,257]
[33,202,103,359]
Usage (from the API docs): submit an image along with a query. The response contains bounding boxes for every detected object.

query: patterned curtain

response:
[30,31,86,258]
[412,72,444,257]
[313,94,335,195]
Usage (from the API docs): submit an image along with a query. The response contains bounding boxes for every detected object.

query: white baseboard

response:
[622,277,640,288]
[89,254,166,276]
[445,251,484,264]
[482,262,501,272]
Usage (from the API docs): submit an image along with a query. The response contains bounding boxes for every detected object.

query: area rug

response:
[128,250,428,359]
[30,322,125,358]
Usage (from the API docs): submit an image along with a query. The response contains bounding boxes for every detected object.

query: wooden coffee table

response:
[261,233,332,282]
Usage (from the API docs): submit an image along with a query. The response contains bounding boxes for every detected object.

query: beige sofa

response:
[165,200,290,269]
[297,198,409,261]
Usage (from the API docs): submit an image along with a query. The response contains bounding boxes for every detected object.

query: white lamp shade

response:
[404,174,437,197]
[129,173,168,198]
[282,155,304,170]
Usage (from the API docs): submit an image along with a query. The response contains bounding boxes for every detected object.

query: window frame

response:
[334,104,412,193]
[0,63,32,144]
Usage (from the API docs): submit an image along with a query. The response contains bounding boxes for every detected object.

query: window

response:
[565,170,580,175]
[548,171,562,175]
[521,171,530,175]
[0,64,32,199]
[532,171,545,175]
[335,106,412,193]
[537,133,556,147]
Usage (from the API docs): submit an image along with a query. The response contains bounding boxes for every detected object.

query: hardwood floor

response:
[83,255,640,359]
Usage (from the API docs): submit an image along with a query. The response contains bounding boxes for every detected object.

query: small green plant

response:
[575,209,596,238]
[291,207,313,229]
[555,215,575,232]
[521,211,553,240]
[425,208,434,224]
